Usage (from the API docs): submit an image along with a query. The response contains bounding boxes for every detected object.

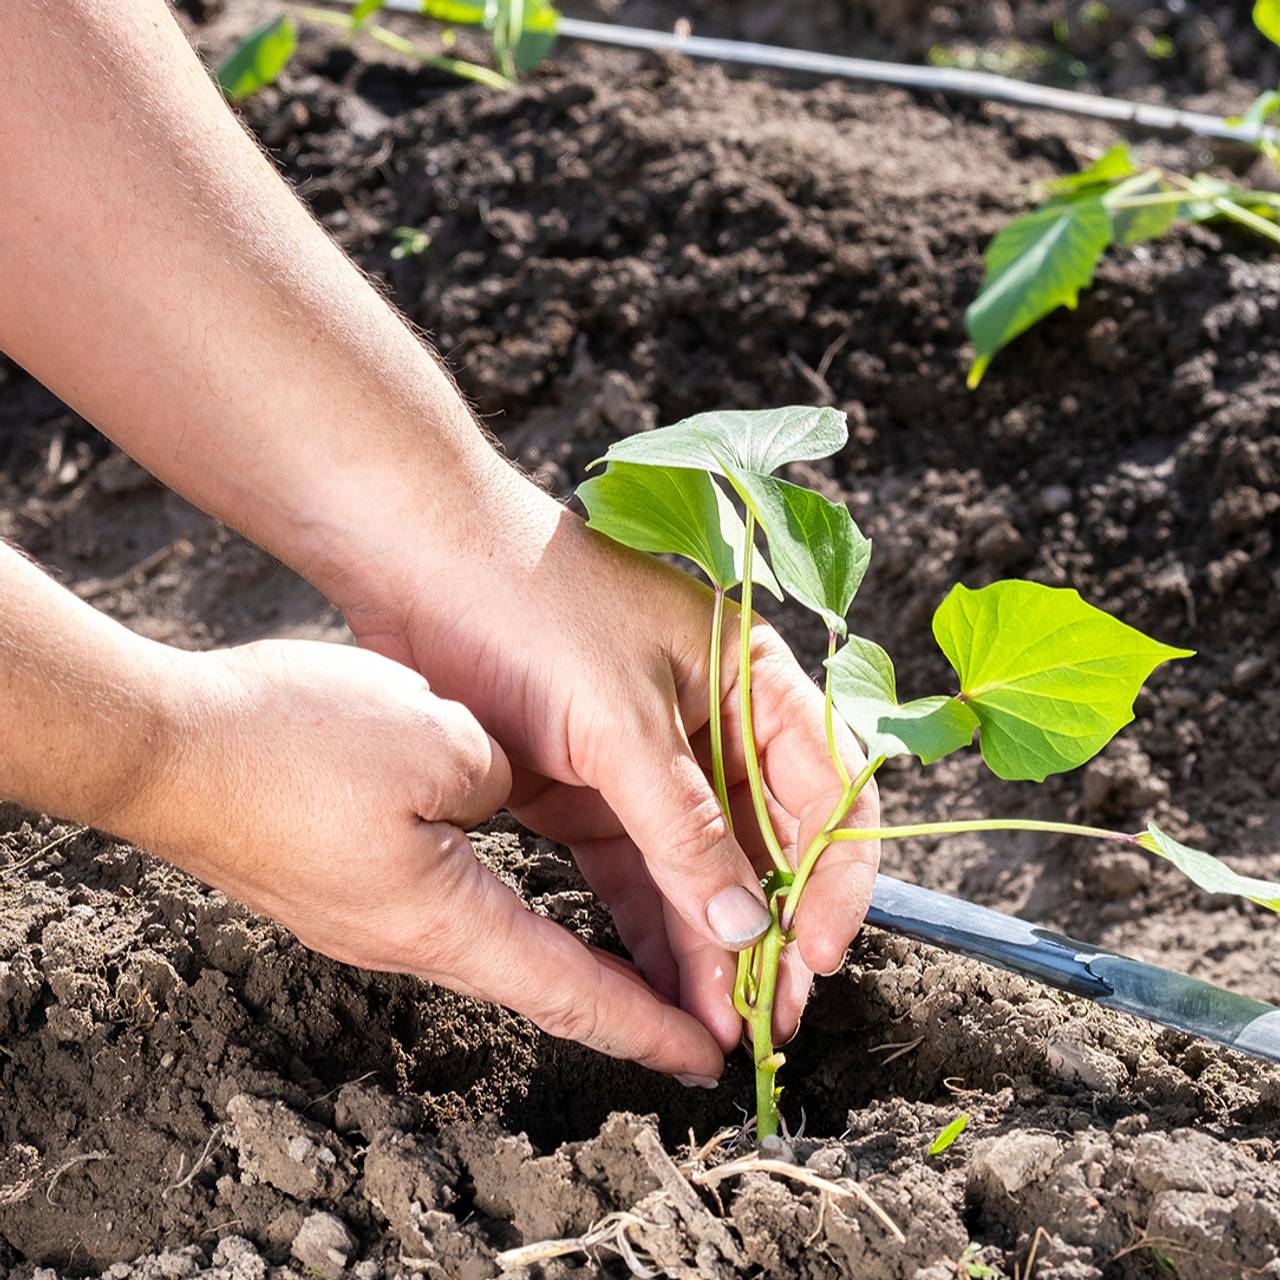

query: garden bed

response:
[2,5,1279,1276]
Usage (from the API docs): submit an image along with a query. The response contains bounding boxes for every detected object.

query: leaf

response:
[1137,823,1280,912]
[827,636,978,765]
[928,1113,970,1156]
[592,406,848,479]
[217,15,297,102]
[932,581,1193,783]
[1255,0,1280,46]
[577,462,780,596]
[726,467,870,634]
[1043,143,1136,196]
[350,0,386,25]
[1103,172,1180,247]
[513,0,559,70]
[421,0,488,22]
[965,198,1112,388]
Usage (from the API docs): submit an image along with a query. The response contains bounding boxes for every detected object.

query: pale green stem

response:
[779,756,883,932]
[1105,190,1195,209]
[709,588,732,831]
[748,918,786,1140]
[1211,195,1280,246]
[739,514,789,877]
[830,818,1136,844]
[824,629,851,789]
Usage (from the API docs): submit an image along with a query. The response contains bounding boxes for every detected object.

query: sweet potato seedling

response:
[216,0,559,100]
[965,0,1280,386]
[579,405,1280,1140]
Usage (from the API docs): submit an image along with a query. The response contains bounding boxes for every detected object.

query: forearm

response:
[0,543,184,834]
[0,0,539,614]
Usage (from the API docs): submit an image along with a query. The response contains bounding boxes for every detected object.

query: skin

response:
[0,0,879,1083]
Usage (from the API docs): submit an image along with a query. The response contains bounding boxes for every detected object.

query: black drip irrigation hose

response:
[316,0,1280,148]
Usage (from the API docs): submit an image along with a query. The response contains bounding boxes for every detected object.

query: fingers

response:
[591,706,772,952]
[663,902,743,1053]
[736,632,880,975]
[418,823,724,1079]
[571,833,680,1004]
[414,695,513,828]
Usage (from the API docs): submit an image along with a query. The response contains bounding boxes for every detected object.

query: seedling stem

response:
[708,587,732,828]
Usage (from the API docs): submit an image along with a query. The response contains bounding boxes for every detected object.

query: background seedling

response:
[581,405,1280,1140]
[965,2,1280,386]
[216,0,560,99]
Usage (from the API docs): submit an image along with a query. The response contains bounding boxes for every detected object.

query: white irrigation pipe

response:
[342,0,1280,147]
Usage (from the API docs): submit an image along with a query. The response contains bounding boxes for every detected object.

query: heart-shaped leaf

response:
[592,406,847,478]
[827,635,978,765]
[217,15,297,102]
[1138,823,1280,912]
[577,461,780,596]
[726,467,870,634]
[932,581,1193,782]
[965,197,1112,388]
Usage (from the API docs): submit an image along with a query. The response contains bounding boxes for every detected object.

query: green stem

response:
[1211,194,1280,246]
[830,818,1136,844]
[1105,190,1196,209]
[301,11,513,88]
[779,755,883,932]
[748,918,786,1140]
[739,514,789,877]
[708,588,733,831]
[824,629,851,789]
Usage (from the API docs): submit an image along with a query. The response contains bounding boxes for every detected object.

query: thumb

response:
[594,708,772,951]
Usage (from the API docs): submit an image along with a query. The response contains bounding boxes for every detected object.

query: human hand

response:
[119,638,727,1080]
[342,473,881,1065]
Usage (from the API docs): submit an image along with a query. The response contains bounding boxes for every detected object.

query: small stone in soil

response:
[291,1211,355,1280]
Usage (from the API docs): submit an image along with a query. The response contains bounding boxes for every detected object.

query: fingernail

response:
[706,886,772,946]
[816,955,847,978]
[675,1073,719,1089]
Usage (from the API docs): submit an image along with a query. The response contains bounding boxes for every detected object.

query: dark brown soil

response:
[3,3,1280,1277]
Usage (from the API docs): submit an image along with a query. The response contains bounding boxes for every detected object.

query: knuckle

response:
[535,989,602,1048]
[665,789,734,872]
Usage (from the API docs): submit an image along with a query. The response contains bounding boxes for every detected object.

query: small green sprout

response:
[390,227,432,260]
[927,1111,970,1156]
[580,405,1280,1140]
[959,1242,1009,1279]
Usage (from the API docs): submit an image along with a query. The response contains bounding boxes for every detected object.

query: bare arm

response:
[0,1,879,1069]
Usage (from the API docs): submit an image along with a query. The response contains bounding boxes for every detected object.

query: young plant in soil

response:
[965,0,1280,386]
[579,404,1280,1140]
[216,0,560,102]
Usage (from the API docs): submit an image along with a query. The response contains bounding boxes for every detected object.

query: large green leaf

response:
[965,198,1112,388]
[827,635,979,765]
[592,407,848,478]
[932,581,1193,782]
[1255,0,1280,46]
[577,462,780,596]
[217,15,297,102]
[1043,144,1136,197]
[727,467,869,634]
[1138,823,1280,913]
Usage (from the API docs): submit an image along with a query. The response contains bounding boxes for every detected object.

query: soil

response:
[3,3,1280,1277]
